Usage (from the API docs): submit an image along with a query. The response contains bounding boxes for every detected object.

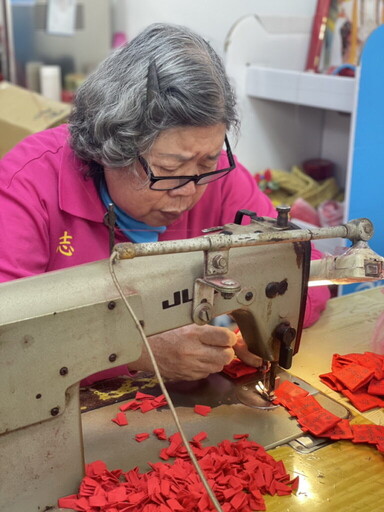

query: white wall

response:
[112,0,317,57]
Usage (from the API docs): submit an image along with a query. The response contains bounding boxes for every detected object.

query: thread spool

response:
[39,65,62,102]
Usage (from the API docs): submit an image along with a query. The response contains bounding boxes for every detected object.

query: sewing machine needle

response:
[268,361,278,393]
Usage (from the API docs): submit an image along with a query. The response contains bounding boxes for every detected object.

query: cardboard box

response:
[0,81,72,158]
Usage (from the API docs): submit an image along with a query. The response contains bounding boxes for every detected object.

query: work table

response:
[291,285,384,426]
[76,286,384,512]
[264,285,384,511]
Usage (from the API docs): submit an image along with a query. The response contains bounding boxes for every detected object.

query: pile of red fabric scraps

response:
[319,352,384,412]
[273,380,384,452]
[111,392,168,426]
[58,431,299,512]
[111,392,213,427]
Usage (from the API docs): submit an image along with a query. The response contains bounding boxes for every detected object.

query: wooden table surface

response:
[263,285,384,511]
[291,285,384,425]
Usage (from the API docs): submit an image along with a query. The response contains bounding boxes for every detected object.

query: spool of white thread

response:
[39,65,62,102]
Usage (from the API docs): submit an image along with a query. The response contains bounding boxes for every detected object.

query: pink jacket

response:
[0,125,330,382]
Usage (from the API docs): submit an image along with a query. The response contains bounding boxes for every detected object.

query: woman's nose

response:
[168,180,197,196]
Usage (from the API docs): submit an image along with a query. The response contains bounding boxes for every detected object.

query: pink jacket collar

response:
[58,140,105,223]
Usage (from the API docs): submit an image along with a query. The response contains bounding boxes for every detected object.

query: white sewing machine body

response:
[0,213,382,511]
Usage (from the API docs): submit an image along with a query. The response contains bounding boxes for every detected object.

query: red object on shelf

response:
[302,158,334,181]
[305,0,332,72]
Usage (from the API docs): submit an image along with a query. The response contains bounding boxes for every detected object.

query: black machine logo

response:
[162,289,193,309]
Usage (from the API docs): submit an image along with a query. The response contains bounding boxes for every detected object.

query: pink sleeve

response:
[303,246,331,328]
[0,167,50,282]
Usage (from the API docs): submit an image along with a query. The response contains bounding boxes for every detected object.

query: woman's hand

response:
[128,324,237,381]
[128,324,265,380]
[233,332,264,368]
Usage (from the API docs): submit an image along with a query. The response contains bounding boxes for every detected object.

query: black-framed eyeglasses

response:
[137,136,236,191]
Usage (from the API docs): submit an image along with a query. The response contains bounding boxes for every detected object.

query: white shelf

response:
[246,66,356,113]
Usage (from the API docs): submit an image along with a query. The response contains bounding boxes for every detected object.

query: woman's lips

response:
[161,210,185,219]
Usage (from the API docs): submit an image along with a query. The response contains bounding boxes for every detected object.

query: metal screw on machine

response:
[193,302,213,325]
[59,366,68,376]
[198,306,212,323]
[276,205,291,227]
[219,279,236,299]
[245,291,254,301]
[109,353,117,362]
[50,407,60,416]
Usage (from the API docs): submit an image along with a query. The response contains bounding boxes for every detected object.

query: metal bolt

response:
[109,353,117,362]
[276,205,291,227]
[212,255,227,269]
[245,292,254,301]
[221,279,235,286]
[50,407,60,416]
[59,367,68,376]
[108,301,116,310]
[35,393,42,399]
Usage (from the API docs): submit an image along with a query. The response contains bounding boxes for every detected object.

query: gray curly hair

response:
[69,23,239,176]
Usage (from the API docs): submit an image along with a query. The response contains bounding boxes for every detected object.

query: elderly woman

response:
[0,23,330,384]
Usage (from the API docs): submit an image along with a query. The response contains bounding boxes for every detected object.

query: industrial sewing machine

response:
[0,210,383,512]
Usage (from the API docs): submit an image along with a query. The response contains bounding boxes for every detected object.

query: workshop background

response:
[1,3,384,512]
[0,0,383,294]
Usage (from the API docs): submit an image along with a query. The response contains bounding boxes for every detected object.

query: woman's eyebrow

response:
[156,150,222,162]
[156,152,193,162]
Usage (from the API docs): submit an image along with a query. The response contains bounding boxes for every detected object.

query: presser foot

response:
[236,365,280,410]
[236,382,279,410]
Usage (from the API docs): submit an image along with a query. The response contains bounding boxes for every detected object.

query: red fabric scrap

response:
[333,363,374,392]
[351,424,384,446]
[354,352,384,380]
[136,391,157,400]
[342,389,384,412]
[194,404,212,416]
[319,372,345,392]
[222,357,259,379]
[287,394,323,419]
[331,353,361,372]
[319,419,354,440]
[111,412,128,426]
[368,378,384,396]
[192,431,208,443]
[273,380,309,409]
[297,409,341,436]
[135,433,150,443]
[153,428,167,440]
[233,433,249,440]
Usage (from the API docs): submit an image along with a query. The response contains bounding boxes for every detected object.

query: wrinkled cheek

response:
[191,186,208,207]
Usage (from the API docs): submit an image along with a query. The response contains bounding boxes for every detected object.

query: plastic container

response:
[39,65,62,102]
